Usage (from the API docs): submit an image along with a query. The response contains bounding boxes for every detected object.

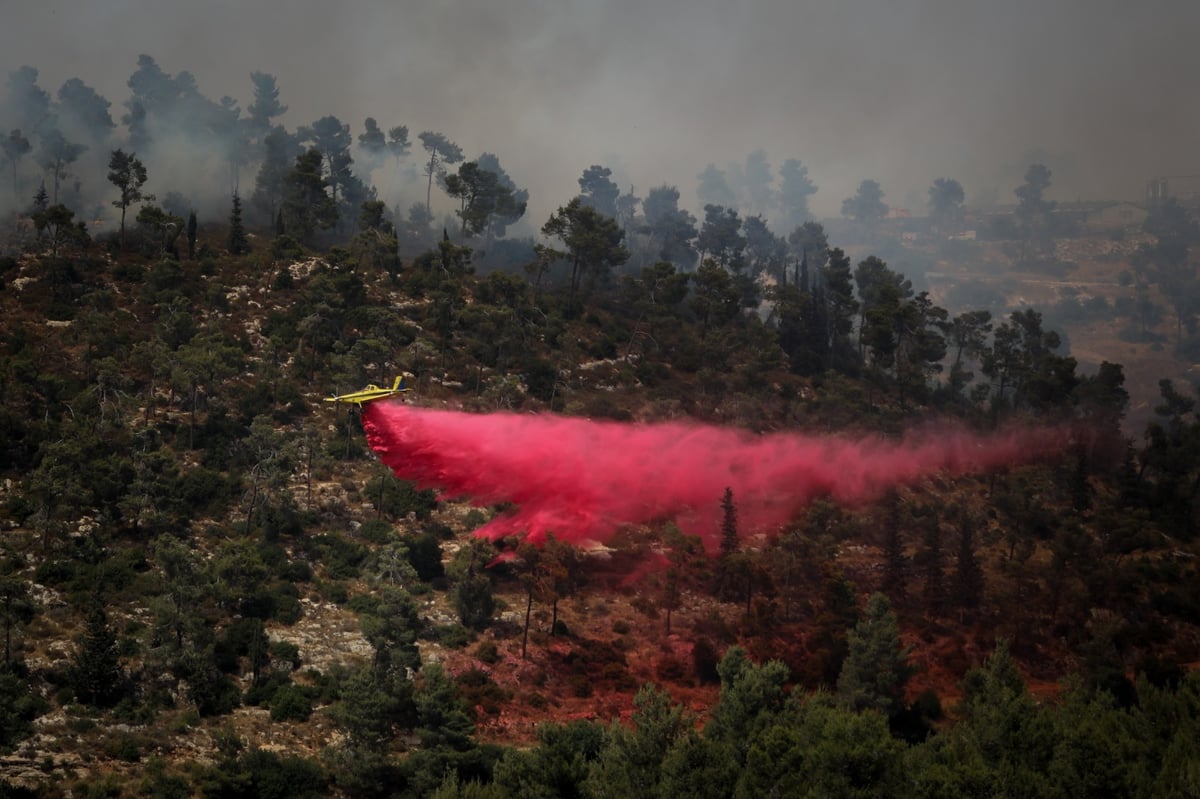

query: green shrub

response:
[272,584,304,625]
[139,756,191,799]
[270,684,314,722]
[198,747,325,798]
[281,559,314,583]
[112,262,145,282]
[406,531,445,582]
[34,558,76,587]
[475,639,500,665]
[321,581,349,605]
[347,594,380,615]
[270,641,302,671]
[106,733,143,762]
[80,774,122,799]
[366,477,438,520]
[311,533,368,579]
[244,673,291,707]
[185,660,241,718]
[68,716,97,733]
[359,519,396,544]
[430,624,473,649]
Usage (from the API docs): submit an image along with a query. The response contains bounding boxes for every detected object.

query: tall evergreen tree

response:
[540,197,630,317]
[108,148,151,250]
[251,126,295,224]
[328,666,406,766]
[577,164,620,219]
[474,152,528,246]
[715,487,751,606]
[71,602,122,707]
[1014,163,1056,262]
[32,202,90,257]
[413,662,476,754]
[777,158,818,231]
[228,192,250,255]
[0,577,34,667]
[448,539,496,630]
[359,586,421,679]
[186,209,198,258]
[584,684,691,799]
[842,179,889,237]
[742,148,774,216]
[928,177,966,236]
[280,148,336,244]
[697,204,746,272]
[836,593,914,719]
[641,184,698,268]
[417,131,464,216]
[246,71,287,144]
[357,116,387,175]
[31,180,48,217]
[816,247,859,372]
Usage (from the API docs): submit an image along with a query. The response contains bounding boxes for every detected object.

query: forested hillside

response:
[2,57,1200,797]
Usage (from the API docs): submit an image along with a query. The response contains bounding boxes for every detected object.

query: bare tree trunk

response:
[521,589,533,659]
[245,464,260,536]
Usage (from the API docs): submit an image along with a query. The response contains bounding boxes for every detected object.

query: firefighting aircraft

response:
[323,374,413,406]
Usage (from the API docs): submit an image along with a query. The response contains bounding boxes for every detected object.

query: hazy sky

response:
[5,0,1199,222]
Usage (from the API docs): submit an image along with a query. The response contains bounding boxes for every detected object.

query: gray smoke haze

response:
[4,0,1199,227]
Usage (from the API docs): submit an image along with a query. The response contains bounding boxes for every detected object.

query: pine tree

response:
[836,592,914,719]
[228,192,250,255]
[30,182,48,245]
[71,602,122,706]
[448,539,495,630]
[715,487,748,602]
[31,181,48,213]
[281,148,336,243]
[1,577,34,666]
[329,666,401,751]
[584,684,691,799]
[108,149,151,250]
[186,209,197,258]
[414,663,475,751]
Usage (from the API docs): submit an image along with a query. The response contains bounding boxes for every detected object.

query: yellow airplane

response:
[324,374,413,406]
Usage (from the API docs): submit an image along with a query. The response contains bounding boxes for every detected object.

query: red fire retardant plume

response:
[362,404,1070,552]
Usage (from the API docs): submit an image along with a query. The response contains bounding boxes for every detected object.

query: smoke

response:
[5,1,1199,227]
[363,403,1070,551]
